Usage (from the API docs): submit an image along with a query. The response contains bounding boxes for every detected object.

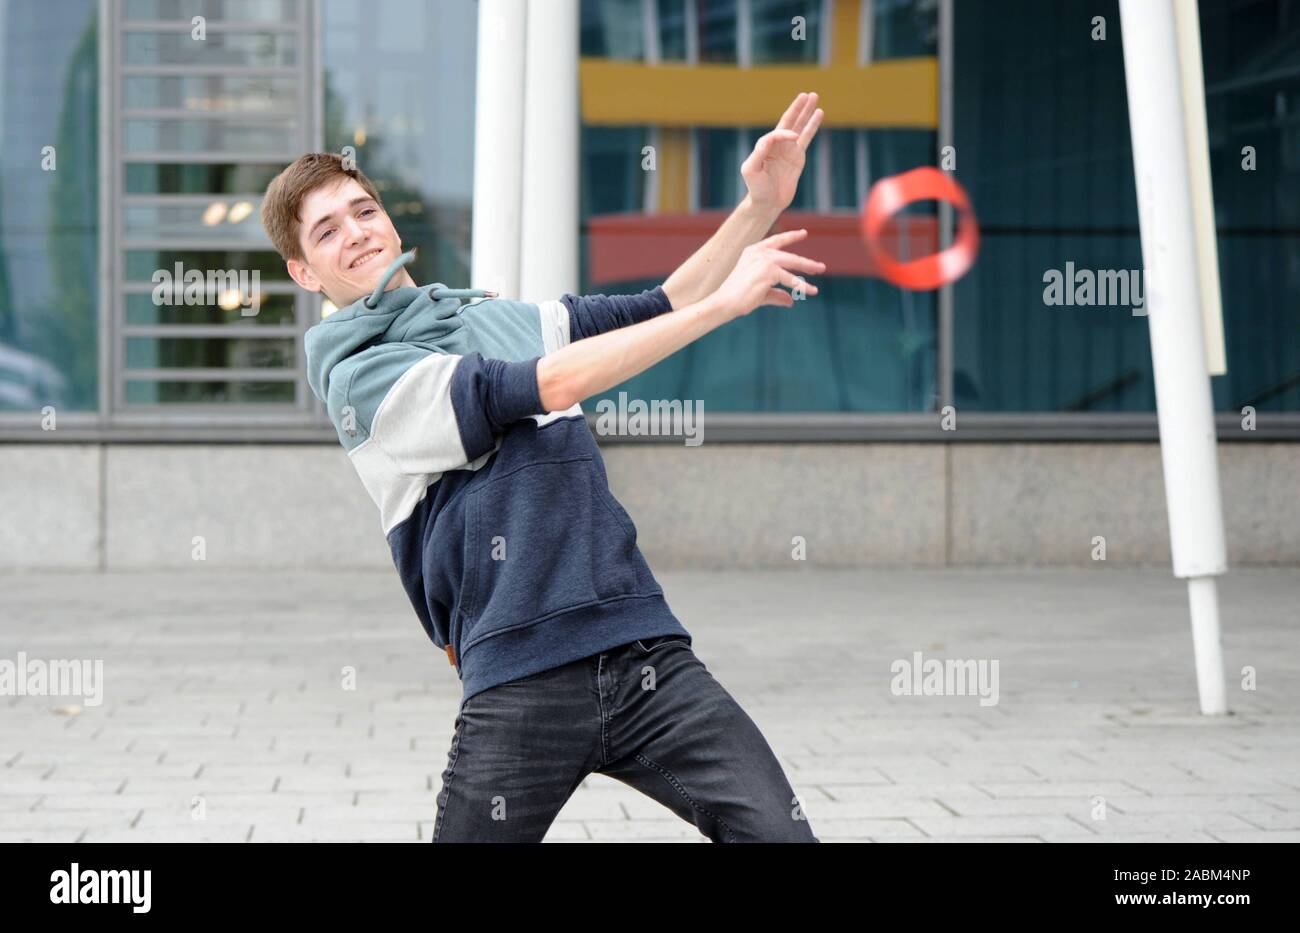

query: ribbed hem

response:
[456,591,690,709]
[488,355,544,422]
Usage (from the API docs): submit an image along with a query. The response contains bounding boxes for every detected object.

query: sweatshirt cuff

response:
[645,285,672,315]
[488,356,545,422]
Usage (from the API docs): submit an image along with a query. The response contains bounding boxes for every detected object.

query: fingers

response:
[793,92,818,132]
[760,227,809,249]
[767,249,826,276]
[774,267,818,295]
[798,107,824,150]
[777,92,808,130]
[763,288,795,308]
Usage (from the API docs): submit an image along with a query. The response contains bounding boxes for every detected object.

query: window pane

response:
[124,379,294,404]
[581,126,649,217]
[581,0,645,59]
[657,0,688,61]
[126,162,282,194]
[124,197,266,242]
[126,336,295,369]
[322,0,477,291]
[696,128,742,209]
[125,291,295,325]
[0,0,99,412]
[751,0,820,65]
[123,31,298,67]
[125,250,292,282]
[873,0,937,60]
[952,0,1300,413]
[123,0,297,22]
[697,0,737,62]
[124,117,301,154]
[124,75,297,113]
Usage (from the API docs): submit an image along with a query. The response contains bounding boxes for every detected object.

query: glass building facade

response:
[0,0,1296,438]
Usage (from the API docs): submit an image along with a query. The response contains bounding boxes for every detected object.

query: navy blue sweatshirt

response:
[304,253,691,704]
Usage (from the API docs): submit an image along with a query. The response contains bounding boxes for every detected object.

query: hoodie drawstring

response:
[364,247,498,308]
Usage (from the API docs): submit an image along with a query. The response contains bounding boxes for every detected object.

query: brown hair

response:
[261,152,384,263]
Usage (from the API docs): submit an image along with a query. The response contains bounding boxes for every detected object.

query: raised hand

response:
[741,92,825,213]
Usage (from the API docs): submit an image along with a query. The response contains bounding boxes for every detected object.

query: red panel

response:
[586,211,939,287]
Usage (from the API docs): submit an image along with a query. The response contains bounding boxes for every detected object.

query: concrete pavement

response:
[1,567,1297,842]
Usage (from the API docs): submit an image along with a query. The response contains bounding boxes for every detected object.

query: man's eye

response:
[360,208,375,217]
[319,229,333,242]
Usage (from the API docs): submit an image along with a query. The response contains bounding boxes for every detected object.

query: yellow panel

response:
[655,128,691,214]
[830,0,862,67]
[580,58,937,129]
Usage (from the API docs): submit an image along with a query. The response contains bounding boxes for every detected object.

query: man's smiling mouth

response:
[349,248,383,270]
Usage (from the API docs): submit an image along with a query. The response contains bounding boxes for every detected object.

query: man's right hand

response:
[712,228,825,320]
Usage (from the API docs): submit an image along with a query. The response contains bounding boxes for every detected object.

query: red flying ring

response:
[860,167,980,291]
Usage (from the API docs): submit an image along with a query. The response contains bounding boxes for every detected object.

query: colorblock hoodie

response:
[304,250,692,705]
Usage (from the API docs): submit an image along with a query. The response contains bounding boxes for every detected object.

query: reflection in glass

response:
[321,0,477,291]
[750,0,820,64]
[0,0,99,411]
[123,31,297,68]
[125,379,294,404]
[123,0,296,22]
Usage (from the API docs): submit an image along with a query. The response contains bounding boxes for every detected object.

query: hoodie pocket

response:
[459,457,639,647]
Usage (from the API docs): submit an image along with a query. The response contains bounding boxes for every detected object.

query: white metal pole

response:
[519,0,580,304]
[1118,0,1228,715]
[472,0,528,297]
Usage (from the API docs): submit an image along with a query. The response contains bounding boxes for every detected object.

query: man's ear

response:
[287,257,322,294]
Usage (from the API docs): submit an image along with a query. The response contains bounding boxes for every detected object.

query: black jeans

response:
[432,636,819,842]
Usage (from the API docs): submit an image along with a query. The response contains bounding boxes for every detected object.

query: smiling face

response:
[285,176,415,308]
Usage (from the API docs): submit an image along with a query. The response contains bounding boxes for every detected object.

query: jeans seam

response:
[597,656,611,767]
[633,752,737,843]
[433,718,466,843]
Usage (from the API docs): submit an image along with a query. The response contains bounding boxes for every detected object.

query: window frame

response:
[2,0,1296,443]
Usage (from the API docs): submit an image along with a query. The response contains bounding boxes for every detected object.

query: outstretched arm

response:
[661,92,824,311]
[537,229,824,411]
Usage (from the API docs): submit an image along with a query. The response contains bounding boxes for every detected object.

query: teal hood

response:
[304,249,498,404]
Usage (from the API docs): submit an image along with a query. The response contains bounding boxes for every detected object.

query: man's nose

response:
[342,217,368,246]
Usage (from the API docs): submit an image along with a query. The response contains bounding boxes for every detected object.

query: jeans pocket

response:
[634,635,691,654]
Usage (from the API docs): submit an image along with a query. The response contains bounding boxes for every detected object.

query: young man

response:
[263,93,826,842]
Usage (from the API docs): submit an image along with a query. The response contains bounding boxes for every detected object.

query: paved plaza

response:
[2,566,1297,842]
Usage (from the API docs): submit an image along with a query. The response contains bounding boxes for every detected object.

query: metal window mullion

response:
[121,20,299,32]
[121,65,299,76]
[819,0,833,65]
[122,151,301,163]
[122,108,299,120]
[99,0,114,428]
[937,0,954,411]
[122,194,266,204]
[859,0,874,65]
[123,239,280,250]
[743,0,757,66]
[123,325,301,338]
[299,1,321,416]
[123,368,299,381]
[642,0,660,63]
[112,3,128,417]
[122,282,298,294]
[685,0,699,62]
